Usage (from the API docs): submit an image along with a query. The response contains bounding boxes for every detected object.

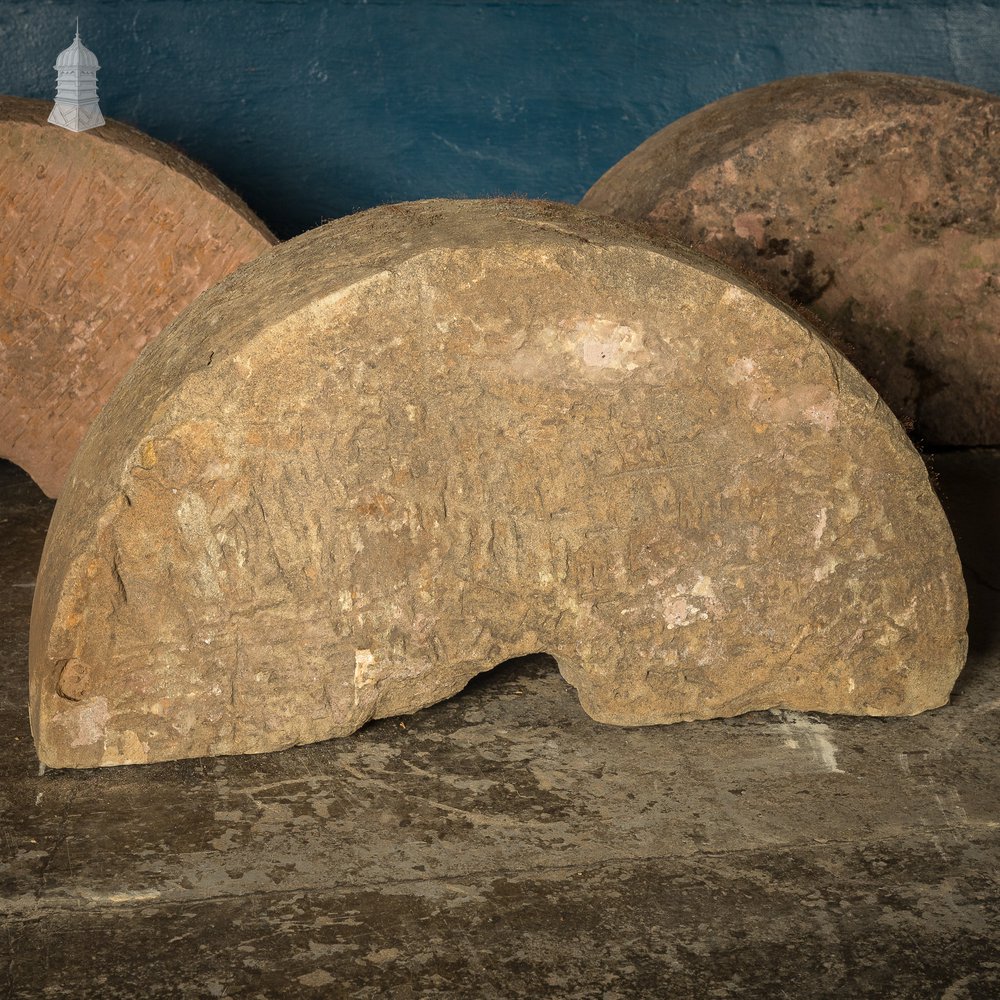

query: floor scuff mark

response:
[769,710,845,774]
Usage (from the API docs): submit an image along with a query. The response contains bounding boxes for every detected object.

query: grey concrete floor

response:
[1,452,998,999]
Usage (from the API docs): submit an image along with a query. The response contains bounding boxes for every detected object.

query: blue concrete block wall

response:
[2,1,998,238]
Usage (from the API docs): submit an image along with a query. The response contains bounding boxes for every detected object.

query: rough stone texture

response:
[0,95,276,498]
[29,198,967,768]
[581,72,1000,446]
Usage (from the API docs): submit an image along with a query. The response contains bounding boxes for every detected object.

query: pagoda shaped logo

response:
[48,20,105,132]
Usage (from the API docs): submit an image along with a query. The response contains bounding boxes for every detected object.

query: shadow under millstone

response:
[452,652,561,699]
[925,448,1000,662]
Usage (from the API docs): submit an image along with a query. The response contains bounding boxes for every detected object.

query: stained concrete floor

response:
[0,451,998,999]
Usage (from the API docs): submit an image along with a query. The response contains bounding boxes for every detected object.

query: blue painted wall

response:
[2,1,998,238]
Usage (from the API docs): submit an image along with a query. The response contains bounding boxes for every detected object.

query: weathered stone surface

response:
[29,198,967,768]
[0,96,276,497]
[582,73,1000,446]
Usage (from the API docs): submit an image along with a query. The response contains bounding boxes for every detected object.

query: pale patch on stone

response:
[813,555,839,582]
[941,572,954,613]
[804,397,839,432]
[175,493,223,599]
[662,596,701,629]
[813,508,828,547]
[891,596,919,628]
[67,696,109,748]
[354,650,377,700]
[733,212,766,249]
[728,356,757,384]
[567,318,646,371]
[109,729,150,764]
[753,384,839,428]
[662,574,717,630]
[720,285,752,306]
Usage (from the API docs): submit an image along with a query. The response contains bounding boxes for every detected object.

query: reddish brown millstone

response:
[582,73,1000,445]
[29,199,967,768]
[0,96,276,497]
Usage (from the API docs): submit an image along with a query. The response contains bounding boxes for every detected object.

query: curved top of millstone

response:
[29,198,967,768]
[581,72,1000,446]
[0,96,276,497]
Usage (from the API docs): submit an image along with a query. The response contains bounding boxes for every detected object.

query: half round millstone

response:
[581,73,1000,446]
[29,199,968,768]
[0,96,275,498]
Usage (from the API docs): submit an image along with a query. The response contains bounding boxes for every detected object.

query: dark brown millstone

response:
[581,72,1000,446]
[29,198,967,767]
[0,96,276,497]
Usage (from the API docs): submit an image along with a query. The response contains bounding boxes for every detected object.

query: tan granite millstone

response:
[582,73,1000,446]
[0,96,277,497]
[29,198,968,768]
